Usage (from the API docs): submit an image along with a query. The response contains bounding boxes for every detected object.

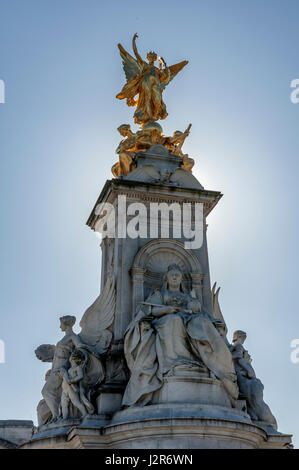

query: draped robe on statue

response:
[123,289,238,407]
[116,64,169,125]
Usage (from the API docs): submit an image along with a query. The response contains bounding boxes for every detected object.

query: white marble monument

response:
[21,33,292,449]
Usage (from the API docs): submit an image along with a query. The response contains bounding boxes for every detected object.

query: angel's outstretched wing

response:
[162,60,189,89]
[35,344,56,362]
[118,43,142,82]
[211,282,227,335]
[79,276,116,353]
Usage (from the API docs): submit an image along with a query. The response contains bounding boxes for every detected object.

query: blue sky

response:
[0,0,298,446]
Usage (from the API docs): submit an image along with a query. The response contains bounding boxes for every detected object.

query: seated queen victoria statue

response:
[122,264,238,408]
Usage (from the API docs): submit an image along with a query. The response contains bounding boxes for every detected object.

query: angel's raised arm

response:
[132,33,144,66]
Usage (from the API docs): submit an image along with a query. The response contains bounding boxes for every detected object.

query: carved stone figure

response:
[230,330,277,428]
[36,370,52,426]
[58,350,94,419]
[116,33,188,126]
[35,278,116,424]
[37,315,83,422]
[122,264,238,407]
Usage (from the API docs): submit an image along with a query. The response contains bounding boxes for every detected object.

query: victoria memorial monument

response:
[18,33,292,449]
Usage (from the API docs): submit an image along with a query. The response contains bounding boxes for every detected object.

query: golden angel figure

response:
[116,33,188,126]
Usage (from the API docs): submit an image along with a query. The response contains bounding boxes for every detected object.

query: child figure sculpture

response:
[59,349,94,420]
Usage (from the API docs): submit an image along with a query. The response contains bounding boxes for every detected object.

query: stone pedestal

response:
[152,376,231,408]
[96,392,123,415]
[21,407,292,449]
[0,420,34,449]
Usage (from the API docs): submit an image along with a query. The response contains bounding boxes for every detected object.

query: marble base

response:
[152,376,231,408]
[96,392,123,414]
[20,404,292,449]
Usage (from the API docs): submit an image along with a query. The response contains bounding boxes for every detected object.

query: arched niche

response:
[131,239,204,313]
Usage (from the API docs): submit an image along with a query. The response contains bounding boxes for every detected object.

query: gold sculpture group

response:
[112,33,194,178]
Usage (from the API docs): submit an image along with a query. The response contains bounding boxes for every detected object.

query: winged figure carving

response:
[79,275,116,354]
[34,278,116,424]
[116,33,188,126]
[211,282,228,337]
[35,276,116,365]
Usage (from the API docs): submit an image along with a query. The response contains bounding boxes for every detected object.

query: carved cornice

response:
[87,179,222,231]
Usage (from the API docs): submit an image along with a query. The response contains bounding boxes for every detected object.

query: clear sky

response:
[0,0,298,447]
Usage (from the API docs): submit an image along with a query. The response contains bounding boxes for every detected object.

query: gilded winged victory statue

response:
[116,33,188,126]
